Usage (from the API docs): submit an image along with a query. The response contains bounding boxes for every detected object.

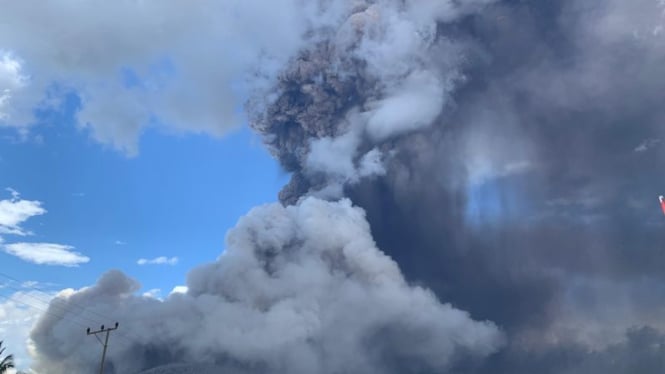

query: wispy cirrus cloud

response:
[137,256,178,266]
[2,242,89,267]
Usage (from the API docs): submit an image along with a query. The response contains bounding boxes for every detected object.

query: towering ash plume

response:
[248,0,491,202]
[30,0,665,373]
[250,0,665,372]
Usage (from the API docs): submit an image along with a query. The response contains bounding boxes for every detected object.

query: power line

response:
[0,281,96,324]
[0,287,143,348]
[0,292,89,331]
[0,272,118,324]
[0,277,114,332]
[0,273,144,346]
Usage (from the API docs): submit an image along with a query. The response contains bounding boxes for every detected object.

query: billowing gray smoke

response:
[248,0,487,203]
[250,0,665,372]
[30,199,501,373]
[31,0,665,373]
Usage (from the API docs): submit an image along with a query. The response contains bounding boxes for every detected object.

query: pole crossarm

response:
[86,322,119,374]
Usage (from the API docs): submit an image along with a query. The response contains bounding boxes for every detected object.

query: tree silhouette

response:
[0,341,15,374]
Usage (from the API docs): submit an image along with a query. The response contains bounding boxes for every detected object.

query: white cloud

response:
[0,0,348,154]
[0,189,46,236]
[20,281,38,289]
[0,189,90,267]
[142,289,162,299]
[136,256,178,266]
[0,290,53,372]
[0,51,28,123]
[114,240,127,245]
[2,242,90,267]
[169,285,188,295]
[6,187,19,200]
[634,138,661,152]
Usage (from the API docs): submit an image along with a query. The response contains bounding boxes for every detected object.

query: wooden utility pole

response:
[86,322,119,374]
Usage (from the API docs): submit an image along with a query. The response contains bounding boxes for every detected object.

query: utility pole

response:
[86,322,119,374]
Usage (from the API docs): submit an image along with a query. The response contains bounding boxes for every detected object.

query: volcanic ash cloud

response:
[30,197,503,374]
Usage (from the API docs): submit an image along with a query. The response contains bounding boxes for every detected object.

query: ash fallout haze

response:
[1,0,665,373]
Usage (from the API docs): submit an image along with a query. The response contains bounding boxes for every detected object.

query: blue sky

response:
[0,3,310,367]
[0,93,288,297]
